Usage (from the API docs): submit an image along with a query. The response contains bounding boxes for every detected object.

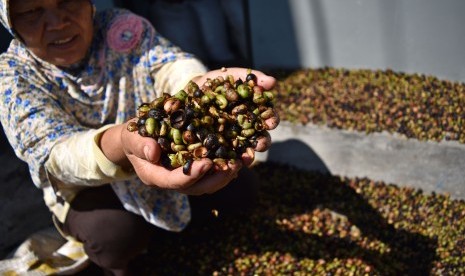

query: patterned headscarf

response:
[0,0,12,35]
[0,0,194,231]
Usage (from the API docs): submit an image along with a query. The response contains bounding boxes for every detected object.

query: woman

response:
[0,0,277,274]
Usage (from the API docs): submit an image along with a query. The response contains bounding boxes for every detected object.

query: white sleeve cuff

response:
[154,58,207,96]
[45,125,135,187]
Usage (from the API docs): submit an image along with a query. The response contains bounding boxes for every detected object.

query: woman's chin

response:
[49,54,86,68]
[46,45,89,67]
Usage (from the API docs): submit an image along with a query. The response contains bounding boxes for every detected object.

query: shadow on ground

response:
[132,139,438,275]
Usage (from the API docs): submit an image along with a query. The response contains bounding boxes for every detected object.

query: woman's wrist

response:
[99,123,132,170]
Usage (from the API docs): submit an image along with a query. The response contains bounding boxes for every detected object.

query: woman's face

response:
[10,0,93,67]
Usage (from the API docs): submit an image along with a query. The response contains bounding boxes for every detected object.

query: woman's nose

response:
[43,8,68,30]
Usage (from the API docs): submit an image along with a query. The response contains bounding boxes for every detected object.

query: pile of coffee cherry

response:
[127,70,279,174]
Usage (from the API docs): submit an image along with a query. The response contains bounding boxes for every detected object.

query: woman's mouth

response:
[50,35,77,48]
[54,37,73,44]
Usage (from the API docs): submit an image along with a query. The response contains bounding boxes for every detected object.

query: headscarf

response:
[0,0,194,231]
[0,0,12,35]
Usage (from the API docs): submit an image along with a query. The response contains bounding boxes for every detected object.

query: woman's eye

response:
[16,8,42,20]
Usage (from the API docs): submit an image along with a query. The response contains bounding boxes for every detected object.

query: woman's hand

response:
[100,68,279,194]
[120,119,242,195]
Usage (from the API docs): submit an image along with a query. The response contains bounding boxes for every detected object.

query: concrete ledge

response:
[256,122,465,199]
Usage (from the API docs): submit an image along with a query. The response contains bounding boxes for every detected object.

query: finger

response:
[179,160,242,195]
[131,157,214,190]
[253,71,276,90]
[254,131,272,152]
[122,120,163,163]
[200,67,276,90]
[264,110,280,130]
[241,148,255,167]
[126,133,162,163]
[232,68,276,90]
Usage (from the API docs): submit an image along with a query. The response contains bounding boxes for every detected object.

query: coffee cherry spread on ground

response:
[127,71,279,174]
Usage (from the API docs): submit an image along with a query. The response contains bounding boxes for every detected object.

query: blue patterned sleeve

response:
[0,73,86,187]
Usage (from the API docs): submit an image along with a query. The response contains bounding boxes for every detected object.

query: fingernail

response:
[144,145,151,162]
[200,162,213,175]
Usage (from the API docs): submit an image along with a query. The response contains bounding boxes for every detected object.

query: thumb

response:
[141,142,161,163]
[123,125,162,163]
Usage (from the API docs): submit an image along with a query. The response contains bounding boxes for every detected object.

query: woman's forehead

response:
[11,0,93,8]
[11,0,57,8]
[8,0,37,9]
[11,0,38,6]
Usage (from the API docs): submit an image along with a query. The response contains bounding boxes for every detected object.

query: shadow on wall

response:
[247,0,301,70]
[115,0,253,69]
[114,0,303,70]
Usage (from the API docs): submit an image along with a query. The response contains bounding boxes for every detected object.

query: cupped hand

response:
[120,119,242,195]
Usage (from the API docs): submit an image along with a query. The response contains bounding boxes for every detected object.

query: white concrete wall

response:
[249,0,465,83]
